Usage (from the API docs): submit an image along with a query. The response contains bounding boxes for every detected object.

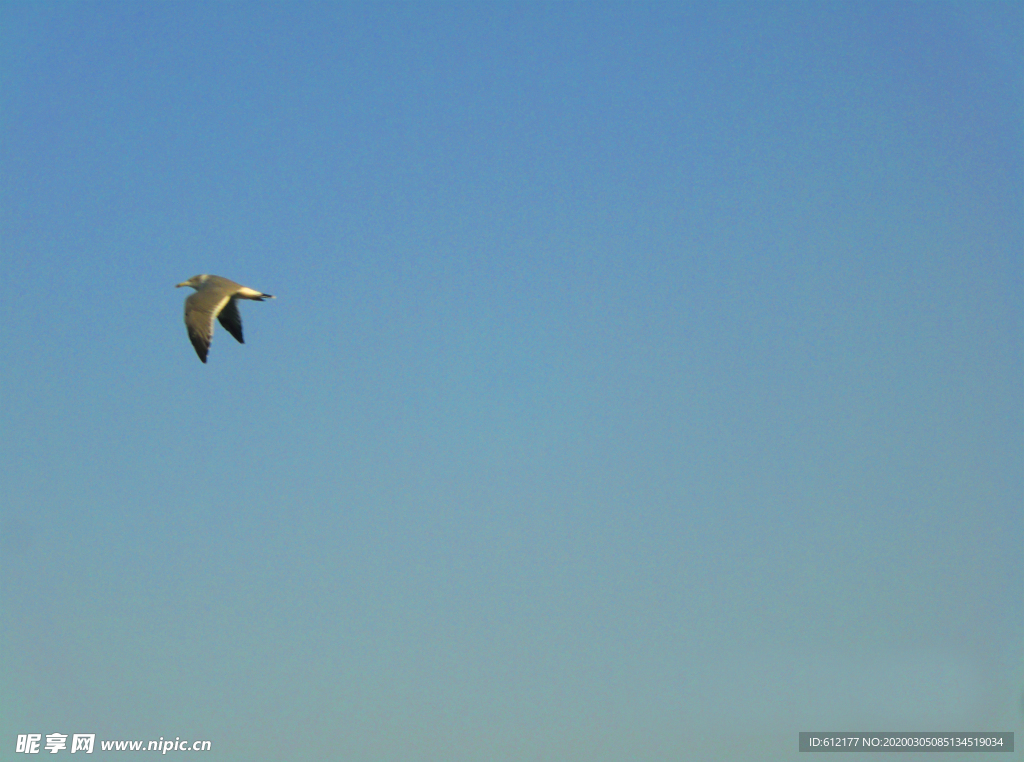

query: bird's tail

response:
[236,287,275,300]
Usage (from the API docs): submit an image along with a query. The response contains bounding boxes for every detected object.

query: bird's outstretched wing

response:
[217,298,245,344]
[184,291,232,363]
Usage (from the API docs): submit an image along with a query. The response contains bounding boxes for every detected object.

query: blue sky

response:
[1,2,1021,760]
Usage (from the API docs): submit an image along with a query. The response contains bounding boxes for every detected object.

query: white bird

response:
[175,274,275,363]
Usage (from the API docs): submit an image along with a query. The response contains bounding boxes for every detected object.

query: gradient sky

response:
[1,2,1021,760]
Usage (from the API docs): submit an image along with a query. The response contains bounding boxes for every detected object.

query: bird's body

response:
[176,274,275,363]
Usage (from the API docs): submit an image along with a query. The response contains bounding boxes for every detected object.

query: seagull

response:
[175,274,275,363]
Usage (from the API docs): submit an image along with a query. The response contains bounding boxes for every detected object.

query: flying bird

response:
[176,274,275,363]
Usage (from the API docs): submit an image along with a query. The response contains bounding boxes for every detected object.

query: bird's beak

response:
[175,282,188,288]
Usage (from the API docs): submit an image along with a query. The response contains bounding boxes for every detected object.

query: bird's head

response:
[175,274,208,290]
